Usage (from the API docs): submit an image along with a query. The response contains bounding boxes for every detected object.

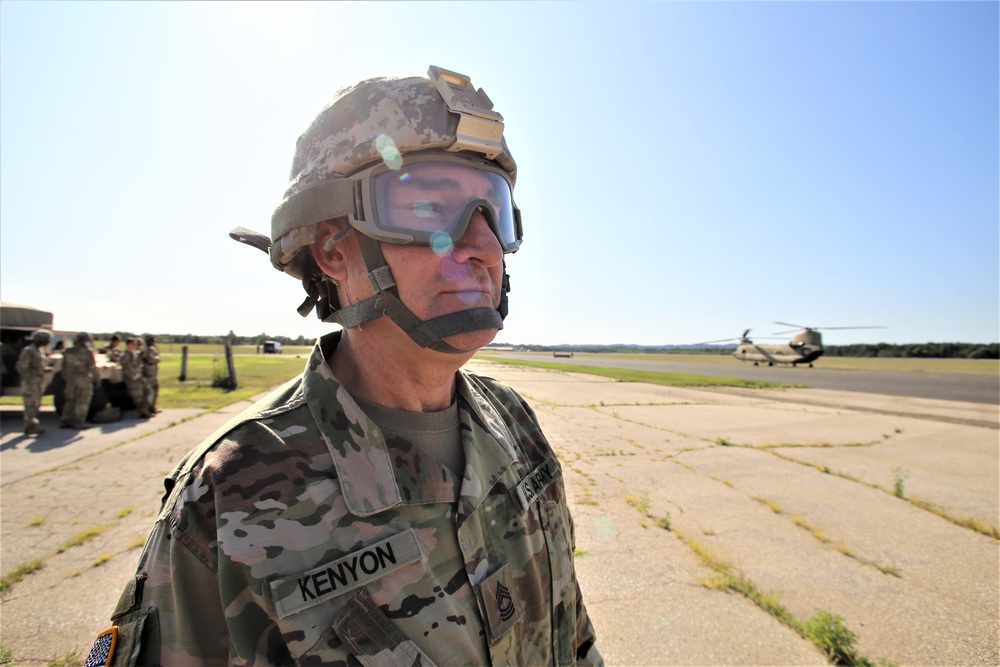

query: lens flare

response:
[374,134,402,170]
[430,231,454,256]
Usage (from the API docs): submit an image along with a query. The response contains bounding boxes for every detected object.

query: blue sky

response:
[1,1,996,346]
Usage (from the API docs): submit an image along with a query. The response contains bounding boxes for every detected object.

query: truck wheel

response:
[88,382,109,421]
[105,380,133,411]
[51,372,66,417]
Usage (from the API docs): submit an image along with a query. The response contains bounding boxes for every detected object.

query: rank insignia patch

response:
[84,627,118,667]
[478,564,524,643]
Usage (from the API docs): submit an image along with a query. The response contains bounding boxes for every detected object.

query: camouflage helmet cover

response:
[31,330,51,346]
[270,67,518,280]
[74,331,92,344]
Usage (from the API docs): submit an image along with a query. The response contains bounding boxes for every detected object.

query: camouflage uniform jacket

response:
[15,344,46,385]
[139,344,159,379]
[61,344,97,385]
[103,333,601,666]
[120,350,142,383]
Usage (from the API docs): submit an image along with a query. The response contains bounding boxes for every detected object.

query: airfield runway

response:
[0,360,997,666]
[487,351,1000,405]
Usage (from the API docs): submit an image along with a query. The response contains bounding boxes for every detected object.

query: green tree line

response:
[92,332,318,347]
[824,342,998,359]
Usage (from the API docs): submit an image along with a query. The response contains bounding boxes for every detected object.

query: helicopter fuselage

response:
[734,342,824,367]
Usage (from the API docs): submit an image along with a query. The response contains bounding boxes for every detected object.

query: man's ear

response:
[311,220,350,281]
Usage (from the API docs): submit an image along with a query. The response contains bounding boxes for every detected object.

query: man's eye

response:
[411,200,438,219]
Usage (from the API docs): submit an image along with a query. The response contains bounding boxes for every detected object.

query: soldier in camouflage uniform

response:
[121,338,152,419]
[60,331,99,429]
[89,66,601,667]
[16,329,51,435]
[139,333,161,413]
[100,334,123,363]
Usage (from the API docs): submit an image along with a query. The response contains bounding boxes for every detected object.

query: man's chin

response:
[441,327,500,354]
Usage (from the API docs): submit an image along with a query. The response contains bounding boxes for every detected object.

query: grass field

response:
[156,353,306,410]
[92,341,315,356]
[1,353,307,413]
[479,356,783,389]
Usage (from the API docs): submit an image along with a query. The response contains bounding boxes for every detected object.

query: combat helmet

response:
[231,66,522,354]
[74,331,92,345]
[31,330,51,346]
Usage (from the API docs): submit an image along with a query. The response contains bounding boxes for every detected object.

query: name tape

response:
[270,529,421,618]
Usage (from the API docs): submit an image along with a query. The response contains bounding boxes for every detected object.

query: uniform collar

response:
[304,332,517,518]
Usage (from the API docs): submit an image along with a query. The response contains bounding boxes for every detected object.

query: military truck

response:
[0,301,130,419]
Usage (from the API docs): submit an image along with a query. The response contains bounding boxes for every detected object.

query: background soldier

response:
[60,332,98,429]
[89,66,599,666]
[121,338,152,419]
[139,333,160,413]
[16,329,51,436]
[100,334,123,362]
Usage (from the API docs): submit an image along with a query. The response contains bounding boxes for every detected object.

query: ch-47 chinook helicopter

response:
[706,322,886,367]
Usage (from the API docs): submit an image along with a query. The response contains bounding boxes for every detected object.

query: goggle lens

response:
[371,161,520,251]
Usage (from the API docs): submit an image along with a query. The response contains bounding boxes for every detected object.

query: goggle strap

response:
[271,180,354,246]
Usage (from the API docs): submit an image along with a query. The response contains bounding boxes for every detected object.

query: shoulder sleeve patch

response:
[83,626,118,667]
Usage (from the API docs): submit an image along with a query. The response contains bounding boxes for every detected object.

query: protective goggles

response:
[348,154,522,253]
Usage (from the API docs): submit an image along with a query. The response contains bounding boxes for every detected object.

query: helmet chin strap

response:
[317,232,508,354]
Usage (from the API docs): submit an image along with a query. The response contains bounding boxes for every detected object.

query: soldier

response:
[100,334,123,363]
[16,329,51,436]
[121,338,152,419]
[139,333,161,413]
[60,331,98,429]
[88,66,600,666]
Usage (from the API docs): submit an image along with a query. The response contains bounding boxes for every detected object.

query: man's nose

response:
[453,207,503,266]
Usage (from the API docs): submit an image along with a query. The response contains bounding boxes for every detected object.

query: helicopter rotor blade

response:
[774,321,809,330]
[812,326,887,331]
[773,322,887,335]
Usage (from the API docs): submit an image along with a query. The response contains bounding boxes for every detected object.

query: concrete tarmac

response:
[1,362,997,666]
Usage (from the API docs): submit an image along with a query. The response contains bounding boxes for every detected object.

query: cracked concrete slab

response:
[1,363,996,666]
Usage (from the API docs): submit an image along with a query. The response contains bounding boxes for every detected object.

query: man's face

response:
[338,164,506,352]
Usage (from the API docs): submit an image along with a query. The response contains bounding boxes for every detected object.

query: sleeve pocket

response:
[106,607,159,667]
